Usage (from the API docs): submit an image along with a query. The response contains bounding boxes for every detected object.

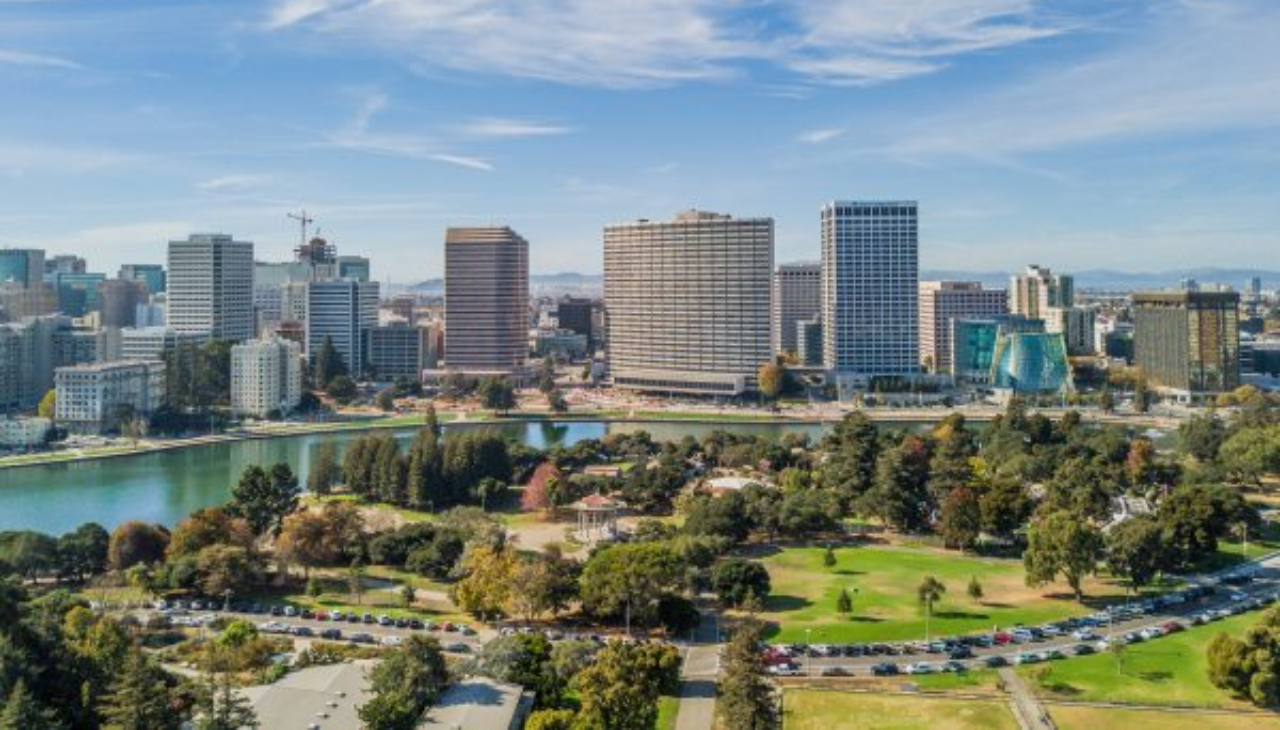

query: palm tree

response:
[917,576,946,642]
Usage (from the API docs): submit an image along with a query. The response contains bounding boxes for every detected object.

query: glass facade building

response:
[991,332,1073,395]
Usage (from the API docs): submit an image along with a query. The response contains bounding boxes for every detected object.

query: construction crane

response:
[287,210,314,250]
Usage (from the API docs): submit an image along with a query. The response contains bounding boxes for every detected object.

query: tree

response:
[1158,485,1256,568]
[683,491,750,543]
[836,587,853,615]
[1098,385,1115,414]
[718,616,780,729]
[820,412,881,509]
[477,376,517,414]
[451,544,518,620]
[525,709,576,730]
[406,426,443,511]
[939,486,981,550]
[1105,515,1164,593]
[359,636,449,728]
[979,476,1033,541]
[1205,606,1280,707]
[574,642,681,730]
[579,543,685,631]
[917,576,946,641]
[56,522,110,581]
[0,530,58,579]
[862,435,932,532]
[194,665,258,730]
[1125,438,1157,486]
[375,387,396,412]
[311,335,347,389]
[325,374,358,404]
[537,356,557,394]
[967,576,983,602]
[710,558,771,608]
[167,507,254,559]
[227,463,300,536]
[823,546,836,569]
[1023,510,1103,600]
[1179,414,1228,463]
[37,389,56,418]
[757,362,785,401]
[546,388,568,414]
[308,442,340,495]
[276,510,340,577]
[348,558,366,605]
[1133,378,1153,414]
[195,545,260,596]
[1219,425,1280,485]
[99,648,181,730]
[108,521,170,570]
[1,679,63,729]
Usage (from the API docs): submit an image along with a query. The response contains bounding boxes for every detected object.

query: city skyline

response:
[2,0,1279,279]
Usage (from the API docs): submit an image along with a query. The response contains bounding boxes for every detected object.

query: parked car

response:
[768,663,802,676]
[870,662,899,676]
[320,628,342,640]
[820,667,851,677]
[984,655,1008,668]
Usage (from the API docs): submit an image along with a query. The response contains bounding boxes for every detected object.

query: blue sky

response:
[1,0,1278,282]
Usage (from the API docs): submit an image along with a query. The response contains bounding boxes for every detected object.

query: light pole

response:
[850,588,860,619]
[805,628,812,677]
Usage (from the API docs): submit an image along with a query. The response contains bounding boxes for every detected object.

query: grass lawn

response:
[759,545,1145,643]
[1047,705,1275,730]
[1018,610,1264,708]
[782,689,1018,730]
[1190,520,1280,574]
[654,695,679,730]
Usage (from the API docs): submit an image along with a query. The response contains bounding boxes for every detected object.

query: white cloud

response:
[893,0,1280,157]
[0,48,81,69]
[460,118,572,138]
[798,128,846,145]
[197,174,268,192]
[0,142,137,176]
[263,0,1068,87]
[325,93,493,171]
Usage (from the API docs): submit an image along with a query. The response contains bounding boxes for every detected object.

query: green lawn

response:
[1190,521,1280,574]
[1048,705,1275,730]
[759,545,1144,643]
[782,689,1018,730]
[654,695,679,730]
[1018,610,1265,708]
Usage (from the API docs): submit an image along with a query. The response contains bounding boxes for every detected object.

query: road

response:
[787,551,1280,675]
[675,611,720,730]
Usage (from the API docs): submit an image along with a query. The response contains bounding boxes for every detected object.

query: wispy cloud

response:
[460,117,572,138]
[197,174,268,192]
[263,0,1069,87]
[798,128,846,145]
[891,0,1280,157]
[325,92,493,171]
[0,48,81,69]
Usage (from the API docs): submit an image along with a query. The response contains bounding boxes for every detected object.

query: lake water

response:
[0,420,830,533]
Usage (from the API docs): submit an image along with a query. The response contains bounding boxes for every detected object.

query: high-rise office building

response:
[772,262,821,356]
[554,297,595,345]
[918,281,1007,374]
[821,201,919,392]
[797,316,823,367]
[0,282,57,322]
[167,234,255,342]
[49,272,105,318]
[367,322,429,382]
[306,279,379,378]
[45,255,86,276]
[1133,291,1240,394]
[231,337,303,418]
[118,264,167,294]
[604,210,773,395]
[98,279,146,329]
[1044,305,1097,356]
[443,227,529,375]
[1010,265,1074,319]
[119,326,208,361]
[337,256,371,282]
[0,249,45,287]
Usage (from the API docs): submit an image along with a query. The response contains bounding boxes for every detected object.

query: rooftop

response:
[419,677,530,730]
[239,661,373,730]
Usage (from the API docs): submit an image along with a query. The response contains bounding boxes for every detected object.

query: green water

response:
[0,420,828,533]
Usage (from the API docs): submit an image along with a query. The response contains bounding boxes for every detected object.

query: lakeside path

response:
[0,402,1186,473]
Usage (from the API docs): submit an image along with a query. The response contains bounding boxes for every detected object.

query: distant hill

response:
[405,268,1278,295]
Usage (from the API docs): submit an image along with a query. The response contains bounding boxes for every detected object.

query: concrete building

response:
[118,264,166,294]
[98,279,146,329]
[554,297,595,345]
[239,661,371,730]
[821,201,919,394]
[918,281,1007,374]
[420,677,534,730]
[49,272,105,317]
[604,210,773,396]
[532,328,589,359]
[366,322,428,382]
[306,279,379,378]
[0,315,90,413]
[45,255,86,276]
[167,233,255,342]
[0,249,45,287]
[1010,265,1074,319]
[772,261,821,356]
[336,255,371,282]
[0,282,58,322]
[797,316,823,367]
[443,226,529,375]
[120,326,209,361]
[1133,291,1241,394]
[0,417,52,449]
[1044,305,1096,356]
[231,337,303,418]
[54,360,165,434]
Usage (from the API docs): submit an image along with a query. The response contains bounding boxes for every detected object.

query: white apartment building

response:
[1045,306,1097,356]
[772,262,821,356]
[918,281,1008,374]
[54,360,165,434]
[231,337,303,418]
[167,234,255,342]
[604,210,773,396]
[1010,265,1074,319]
[821,201,919,393]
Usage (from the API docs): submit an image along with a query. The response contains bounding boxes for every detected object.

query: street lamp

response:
[805,628,812,677]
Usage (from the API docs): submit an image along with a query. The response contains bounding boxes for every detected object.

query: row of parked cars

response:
[250,621,474,653]
[763,580,1277,677]
[153,598,477,636]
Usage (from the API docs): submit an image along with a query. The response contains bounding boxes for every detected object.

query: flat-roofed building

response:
[367,322,428,382]
[444,226,529,375]
[772,262,821,356]
[54,360,165,434]
[231,337,303,418]
[918,281,1007,374]
[167,233,254,342]
[604,210,773,396]
[1133,291,1240,394]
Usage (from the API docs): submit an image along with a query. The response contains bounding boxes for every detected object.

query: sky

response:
[1,0,1278,283]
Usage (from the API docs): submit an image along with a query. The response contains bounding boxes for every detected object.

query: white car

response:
[1071,628,1096,641]
[768,664,801,676]
[380,635,404,647]
[904,663,937,675]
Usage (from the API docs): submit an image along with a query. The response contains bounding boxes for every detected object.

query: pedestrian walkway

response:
[675,612,720,730]
[999,667,1056,730]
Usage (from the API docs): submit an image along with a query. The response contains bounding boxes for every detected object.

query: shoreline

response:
[0,406,1182,472]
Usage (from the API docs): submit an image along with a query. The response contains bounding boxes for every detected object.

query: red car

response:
[993,632,1013,645]
[1161,621,1185,634]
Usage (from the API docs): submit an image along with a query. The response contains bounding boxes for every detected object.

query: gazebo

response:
[569,494,623,542]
